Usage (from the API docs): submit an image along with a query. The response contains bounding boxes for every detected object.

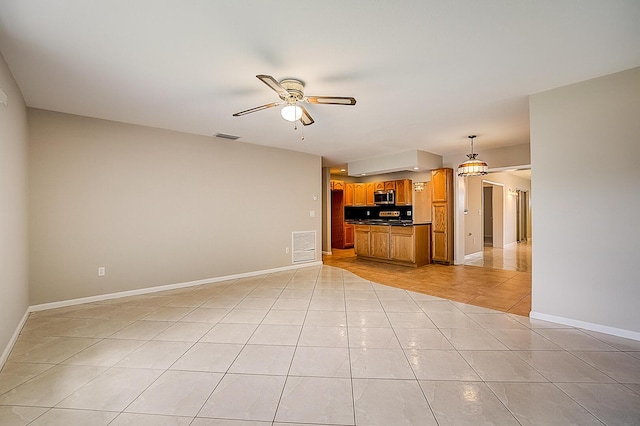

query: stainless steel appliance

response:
[374,190,395,205]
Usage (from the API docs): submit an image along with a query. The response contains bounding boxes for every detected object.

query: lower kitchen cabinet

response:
[370,225,390,258]
[354,225,370,256]
[354,224,431,267]
[344,223,354,248]
[390,227,414,262]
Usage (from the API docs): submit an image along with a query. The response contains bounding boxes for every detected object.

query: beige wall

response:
[28,109,322,305]
[0,53,29,362]
[464,172,532,255]
[530,67,640,336]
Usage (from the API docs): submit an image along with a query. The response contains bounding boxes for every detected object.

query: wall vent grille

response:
[292,231,316,263]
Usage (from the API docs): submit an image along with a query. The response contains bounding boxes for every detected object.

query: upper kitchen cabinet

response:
[331,180,345,191]
[431,169,450,203]
[430,168,454,264]
[366,182,376,206]
[395,179,412,206]
[374,182,385,191]
[345,183,354,206]
[354,183,367,206]
[384,181,396,191]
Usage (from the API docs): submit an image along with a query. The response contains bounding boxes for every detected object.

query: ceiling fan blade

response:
[232,102,280,117]
[305,96,356,106]
[299,105,315,126]
[256,75,290,98]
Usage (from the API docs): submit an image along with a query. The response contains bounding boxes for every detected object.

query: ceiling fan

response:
[232,75,356,126]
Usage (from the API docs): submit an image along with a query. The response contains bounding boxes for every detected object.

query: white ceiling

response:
[1,1,639,169]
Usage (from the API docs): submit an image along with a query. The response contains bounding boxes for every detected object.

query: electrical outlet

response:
[285,247,290,254]
[97,267,105,277]
[310,210,315,217]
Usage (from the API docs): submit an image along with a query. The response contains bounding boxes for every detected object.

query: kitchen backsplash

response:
[344,206,412,221]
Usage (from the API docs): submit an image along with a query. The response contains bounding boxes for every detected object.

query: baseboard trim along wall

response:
[30,261,323,312]
[0,310,29,369]
[530,311,640,342]
[1,261,322,369]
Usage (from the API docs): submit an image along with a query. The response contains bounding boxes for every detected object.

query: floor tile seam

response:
[114,321,180,341]
[372,292,440,421]
[325,268,357,426]
[482,327,554,351]
[6,364,113,411]
[268,271,328,425]
[498,292,531,314]
[0,364,59,400]
[561,350,625,384]
[508,350,618,384]
[42,335,110,367]
[480,380,536,425]
[189,367,234,420]
[547,381,612,426]
[580,333,632,353]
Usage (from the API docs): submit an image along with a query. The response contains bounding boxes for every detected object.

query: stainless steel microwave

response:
[374,190,395,205]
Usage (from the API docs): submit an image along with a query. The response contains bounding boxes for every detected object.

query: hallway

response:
[464,241,532,272]
[323,242,532,316]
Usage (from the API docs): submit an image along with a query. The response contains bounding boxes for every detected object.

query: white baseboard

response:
[0,310,29,368]
[322,250,332,255]
[0,261,323,370]
[530,311,640,342]
[464,251,483,260]
[30,261,323,313]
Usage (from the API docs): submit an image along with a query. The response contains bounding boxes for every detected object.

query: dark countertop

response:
[346,220,431,227]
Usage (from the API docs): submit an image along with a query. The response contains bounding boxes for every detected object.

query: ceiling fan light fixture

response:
[458,135,488,177]
[281,104,303,122]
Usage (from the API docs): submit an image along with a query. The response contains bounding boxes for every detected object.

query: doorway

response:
[483,186,493,246]
[516,190,529,242]
[482,181,504,249]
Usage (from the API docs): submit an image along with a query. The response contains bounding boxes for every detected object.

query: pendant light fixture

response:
[457,135,488,177]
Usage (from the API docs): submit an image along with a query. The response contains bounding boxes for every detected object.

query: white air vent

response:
[292,231,316,263]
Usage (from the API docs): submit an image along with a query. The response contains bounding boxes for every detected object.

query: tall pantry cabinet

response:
[431,168,454,264]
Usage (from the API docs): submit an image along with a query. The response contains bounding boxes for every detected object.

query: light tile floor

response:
[1,265,640,425]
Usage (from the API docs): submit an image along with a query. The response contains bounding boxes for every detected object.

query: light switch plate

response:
[0,88,7,107]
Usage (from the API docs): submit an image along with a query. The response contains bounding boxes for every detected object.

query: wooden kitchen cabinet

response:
[355,224,431,267]
[390,227,414,263]
[395,179,412,206]
[331,180,345,191]
[354,183,366,206]
[384,181,396,191]
[370,225,390,258]
[366,182,376,206]
[354,225,371,257]
[431,169,449,202]
[344,223,354,248]
[431,168,454,264]
[374,182,385,191]
[344,183,354,206]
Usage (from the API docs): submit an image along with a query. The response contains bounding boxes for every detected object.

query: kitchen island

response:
[350,221,431,267]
